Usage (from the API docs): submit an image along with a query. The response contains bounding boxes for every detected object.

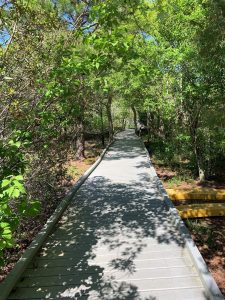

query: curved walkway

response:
[8,130,223,300]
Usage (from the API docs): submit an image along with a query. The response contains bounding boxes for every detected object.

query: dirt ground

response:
[153,161,225,297]
[154,163,225,190]
[186,218,225,296]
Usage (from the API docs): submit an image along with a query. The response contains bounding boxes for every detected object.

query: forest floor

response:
[154,162,225,190]
[185,217,225,296]
[152,159,225,296]
[0,139,105,282]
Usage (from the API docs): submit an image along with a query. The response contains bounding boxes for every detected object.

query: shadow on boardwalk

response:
[24,177,191,300]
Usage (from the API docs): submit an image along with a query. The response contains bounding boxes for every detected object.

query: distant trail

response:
[7,130,223,300]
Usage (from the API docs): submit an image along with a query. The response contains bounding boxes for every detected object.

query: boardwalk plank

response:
[9,277,203,300]
[23,265,197,278]
[26,256,193,269]
[21,265,198,282]
[16,275,201,289]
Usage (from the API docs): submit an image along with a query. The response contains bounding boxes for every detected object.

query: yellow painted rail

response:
[177,203,225,219]
[167,188,225,201]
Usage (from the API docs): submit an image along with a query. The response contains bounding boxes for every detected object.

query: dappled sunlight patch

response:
[60,285,90,298]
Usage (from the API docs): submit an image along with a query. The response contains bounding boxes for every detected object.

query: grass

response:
[84,157,96,165]
[166,175,195,188]
[185,218,222,249]
[66,165,80,177]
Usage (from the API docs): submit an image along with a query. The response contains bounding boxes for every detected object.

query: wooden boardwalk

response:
[7,130,223,299]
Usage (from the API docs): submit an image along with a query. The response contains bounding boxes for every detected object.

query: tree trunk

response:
[198,165,205,182]
[106,94,114,142]
[194,143,205,182]
[190,118,205,182]
[100,107,105,147]
[122,118,126,130]
[131,105,138,133]
[75,117,85,160]
[147,111,151,143]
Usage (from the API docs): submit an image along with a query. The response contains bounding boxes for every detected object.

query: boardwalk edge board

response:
[0,140,115,300]
[166,188,225,201]
[140,137,224,300]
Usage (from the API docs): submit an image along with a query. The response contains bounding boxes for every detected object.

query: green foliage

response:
[0,170,41,262]
[0,133,41,260]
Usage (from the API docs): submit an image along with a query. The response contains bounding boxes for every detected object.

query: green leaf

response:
[0,222,10,229]
[2,179,10,188]
[26,200,41,217]
[2,233,12,240]
[13,180,26,194]
[15,175,23,181]
[95,62,100,69]
[12,189,20,198]
[8,140,21,148]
